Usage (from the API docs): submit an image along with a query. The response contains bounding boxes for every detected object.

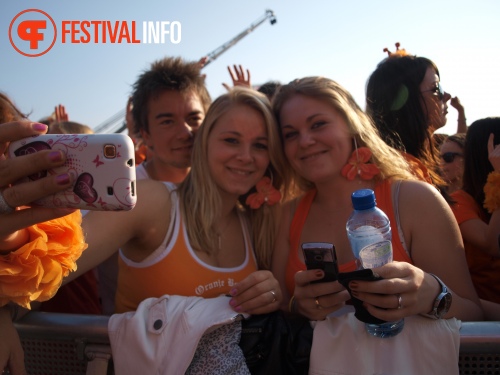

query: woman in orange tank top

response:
[62,87,291,315]
[271,76,483,322]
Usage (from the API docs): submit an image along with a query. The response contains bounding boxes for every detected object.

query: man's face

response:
[142,90,205,170]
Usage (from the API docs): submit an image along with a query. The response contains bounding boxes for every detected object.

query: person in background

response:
[439,133,466,194]
[0,93,27,124]
[450,96,467,134]
[124,97,148,165]
[133,57,211,182]
[365,44,452,196]
[38,104,69,129]
[257,80,282,101]
[449,118,500,307]
[222,64,251,91]
[49,120,94,135]
[97,56,211,315]
[222,65,282,102]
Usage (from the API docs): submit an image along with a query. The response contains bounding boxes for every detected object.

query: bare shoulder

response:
[136,180,172,204]
[398,179,449,213]
[396,179,459,245]
[133,180,173,224]
[126,180,175,252]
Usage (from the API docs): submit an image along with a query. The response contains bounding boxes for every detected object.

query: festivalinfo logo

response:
[9,9,182,57]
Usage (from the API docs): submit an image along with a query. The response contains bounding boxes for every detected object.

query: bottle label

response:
[359,240,393,268]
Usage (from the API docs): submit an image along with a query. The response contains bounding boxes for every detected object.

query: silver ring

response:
[0,190,14,214]
[396,294,403,310]
[315,297,323,310]
[269,290,277,303]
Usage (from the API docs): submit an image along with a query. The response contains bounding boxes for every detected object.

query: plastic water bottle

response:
[346,189,404,338]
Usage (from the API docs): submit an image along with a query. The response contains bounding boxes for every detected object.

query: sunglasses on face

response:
[441,152,463,163]
[422,83,444,101]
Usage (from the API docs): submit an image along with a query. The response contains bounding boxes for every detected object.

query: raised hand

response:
[222,65,251,91]
[54,104,69,123]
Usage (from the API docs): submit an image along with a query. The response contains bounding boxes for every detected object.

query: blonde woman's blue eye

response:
[224,138,238,144]
[312,121,326,129]
[255,143,268,150]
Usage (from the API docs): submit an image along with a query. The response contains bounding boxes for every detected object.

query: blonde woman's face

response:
[207,104,270,199]
[279,94,352,184]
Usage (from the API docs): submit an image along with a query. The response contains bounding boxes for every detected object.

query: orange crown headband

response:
[383,42,410,58]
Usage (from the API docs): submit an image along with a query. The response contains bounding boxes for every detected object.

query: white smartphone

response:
[8,133,137,211]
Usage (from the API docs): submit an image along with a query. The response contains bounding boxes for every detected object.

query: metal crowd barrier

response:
[8,312,500,375]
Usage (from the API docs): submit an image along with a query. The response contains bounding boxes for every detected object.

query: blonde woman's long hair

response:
[178,87,290,270]
[272,76,416,192]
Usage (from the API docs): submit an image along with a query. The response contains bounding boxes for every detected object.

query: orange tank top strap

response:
[115,182,258,312]
[374,179,412,264]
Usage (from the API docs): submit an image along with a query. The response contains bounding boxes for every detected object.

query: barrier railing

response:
[8,312,500,375]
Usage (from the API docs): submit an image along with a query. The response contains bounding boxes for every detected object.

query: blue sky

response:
[1,0,499,135]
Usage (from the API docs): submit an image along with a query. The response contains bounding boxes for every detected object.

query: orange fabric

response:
[403,153,432,184]
[134,142,148,165]
[115,210,258,313]
[39,270,102,314]
[484,171,500,214]
[450,190,500,303]
[0,210,88,309]
[285,180,412,297]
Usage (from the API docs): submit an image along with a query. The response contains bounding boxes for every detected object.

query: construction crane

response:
[202,9,276,67]
[93,9,277,134]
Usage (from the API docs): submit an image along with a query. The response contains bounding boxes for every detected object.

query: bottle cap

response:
[351,189,376,210]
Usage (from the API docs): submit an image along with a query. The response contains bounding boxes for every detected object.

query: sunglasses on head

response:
[422,83,444,100]
[441,152,463,163]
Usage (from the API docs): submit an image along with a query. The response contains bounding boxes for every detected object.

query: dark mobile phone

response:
[337,268,383,286]
[301,242,338,283]
[337,268,386,325]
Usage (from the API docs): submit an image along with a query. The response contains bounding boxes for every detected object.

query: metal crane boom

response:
[202,9,276,67]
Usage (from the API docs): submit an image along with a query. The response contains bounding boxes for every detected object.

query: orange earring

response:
[341,138,380,181]
[246,175,281,209]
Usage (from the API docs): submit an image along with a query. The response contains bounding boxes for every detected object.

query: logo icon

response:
[9,9,57,57]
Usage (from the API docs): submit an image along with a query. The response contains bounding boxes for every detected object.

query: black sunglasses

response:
[422,83,444,100]
[441,152,463,163]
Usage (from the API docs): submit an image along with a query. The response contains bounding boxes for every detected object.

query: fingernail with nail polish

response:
[56,174,71,185]
[49,151,63,162]
[32,123,48,132]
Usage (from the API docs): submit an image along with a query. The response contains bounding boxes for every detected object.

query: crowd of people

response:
[1,43,499,374]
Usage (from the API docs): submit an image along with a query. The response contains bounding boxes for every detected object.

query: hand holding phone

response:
[8,134,137,211]
[338,268,386,324]
[301,242,338,283]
